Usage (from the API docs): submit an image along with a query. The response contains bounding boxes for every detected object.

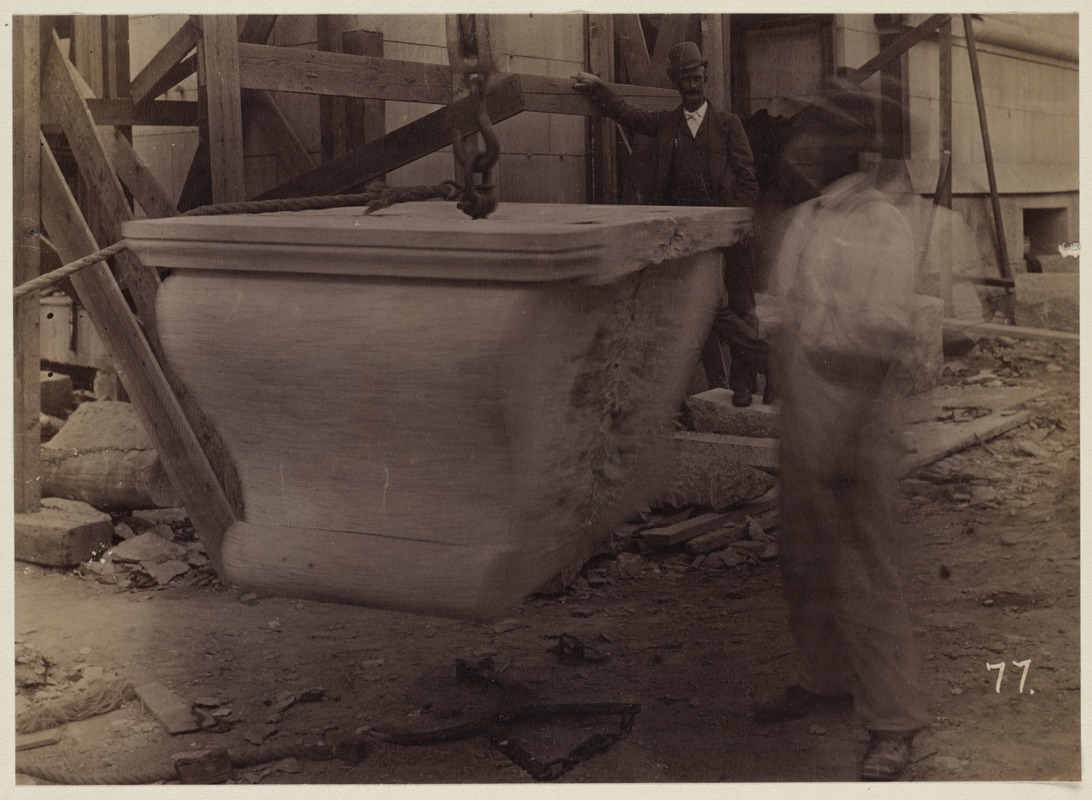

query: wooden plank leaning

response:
[39,136,235,573]
[254,73,528,199]
[41,30,161,333]
[130,17,199,105]
[101,127,180,219]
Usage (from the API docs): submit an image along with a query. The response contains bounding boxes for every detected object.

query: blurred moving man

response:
[754,86,929,781]
[572,43,766,407]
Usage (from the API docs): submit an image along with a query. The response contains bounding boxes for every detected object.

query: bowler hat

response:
[666,42,707,77]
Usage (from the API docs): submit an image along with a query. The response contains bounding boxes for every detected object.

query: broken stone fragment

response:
[615,553,643,579]
[110,531,188,564]
[146,559,191,586]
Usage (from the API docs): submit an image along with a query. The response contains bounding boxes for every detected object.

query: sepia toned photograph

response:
[8,9,1080,789]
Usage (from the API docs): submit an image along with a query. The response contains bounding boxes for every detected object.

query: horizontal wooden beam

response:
[238,42,451,104]
[42,99,199,128]
[236,42,680,116]
[518,73,679,115]
[130,17,198,105]
[255,74,526,199]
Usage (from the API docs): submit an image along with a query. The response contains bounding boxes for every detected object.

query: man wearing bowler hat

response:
[573,41,766,408]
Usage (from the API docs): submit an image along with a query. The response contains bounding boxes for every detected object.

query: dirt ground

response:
[11,334,1081,787]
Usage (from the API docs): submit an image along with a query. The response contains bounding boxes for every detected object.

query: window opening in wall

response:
[1022,207,1067,272]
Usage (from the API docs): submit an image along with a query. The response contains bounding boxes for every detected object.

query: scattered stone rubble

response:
[77,508,218,592]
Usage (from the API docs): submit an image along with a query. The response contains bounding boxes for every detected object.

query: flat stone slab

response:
[687,388,779,438]
[1036,254,1078,274]
[135,682,200,734]
[655,433,777,511]
[1014,272,1079,333]
[15,498,113,567]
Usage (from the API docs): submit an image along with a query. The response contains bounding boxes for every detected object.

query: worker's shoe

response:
[751,684,851,723]
[731,388,752,407]
[859,731,914,781]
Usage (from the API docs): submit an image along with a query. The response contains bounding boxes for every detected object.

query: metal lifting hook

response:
[452,76,500,219]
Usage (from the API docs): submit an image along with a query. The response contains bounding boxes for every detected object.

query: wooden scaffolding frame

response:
[13,12,1011,562]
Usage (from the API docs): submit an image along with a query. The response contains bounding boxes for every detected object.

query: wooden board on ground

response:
[902,410,1033,473]
[16,729,63,752]
[945,318,1080,343]
[641,487,779,548]
[902,383,1042,471]
[903,384,1044,424]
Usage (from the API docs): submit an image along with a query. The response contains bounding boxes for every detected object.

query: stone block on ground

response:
[687,388,779,438]
[1036,254,1078,274]
[672,431,778,470]
[1014,273,1079,333]
[40,370,74,418]
[40,400,180,510]
[890,294,944,397]
[15,498,113,567]
[654,433,777,511]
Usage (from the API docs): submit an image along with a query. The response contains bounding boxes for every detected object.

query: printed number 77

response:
[987,660,1032,693]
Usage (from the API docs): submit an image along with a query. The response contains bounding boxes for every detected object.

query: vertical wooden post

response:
[317,15,357,163]
[13,16,42,514]
[196,15,245,202]
[700,14,726,110]
[938,18,954,312]
[963,14,1012,282]
[343,29,386,153]
[70,15,106,96]
[587,14,617,204]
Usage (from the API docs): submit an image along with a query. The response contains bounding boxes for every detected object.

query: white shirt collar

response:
[684,101,708,121]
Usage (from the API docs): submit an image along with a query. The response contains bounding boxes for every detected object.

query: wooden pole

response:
[587,14,617,204]
[13,16,42,514]
[963,14,1012,282]
[938,18,954,313]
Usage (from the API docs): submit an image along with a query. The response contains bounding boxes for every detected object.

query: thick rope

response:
[12,182,461,300]
[16,680,134,734]
[13,242,130,300]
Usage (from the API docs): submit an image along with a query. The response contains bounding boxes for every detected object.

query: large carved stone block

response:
[124,202,752,619]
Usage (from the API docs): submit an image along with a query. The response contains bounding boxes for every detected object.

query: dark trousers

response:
[710,243,770,397]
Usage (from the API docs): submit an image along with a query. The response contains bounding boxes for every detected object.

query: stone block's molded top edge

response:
[123,202,753,283]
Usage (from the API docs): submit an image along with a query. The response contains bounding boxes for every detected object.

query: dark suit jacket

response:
[592,86,759,208]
